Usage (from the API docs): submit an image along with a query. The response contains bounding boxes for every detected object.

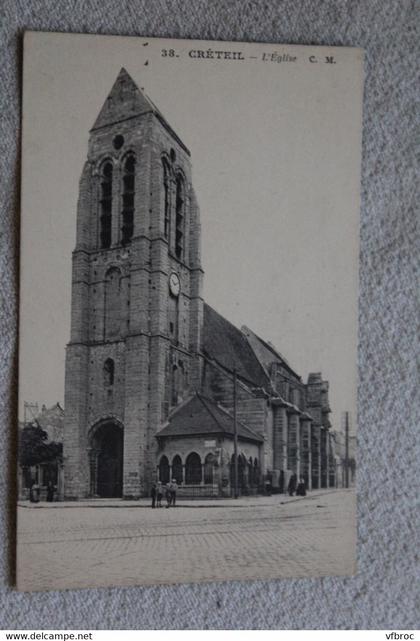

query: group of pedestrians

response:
[29,480,55,503]
[287,473,306,497]
[151,480,178,508]
[151,475,307,507]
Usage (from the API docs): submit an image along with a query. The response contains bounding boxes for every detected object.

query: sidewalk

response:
[18,488,344,509]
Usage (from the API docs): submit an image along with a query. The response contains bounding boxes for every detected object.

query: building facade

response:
[63,69,336,499]
[19,402,64,501]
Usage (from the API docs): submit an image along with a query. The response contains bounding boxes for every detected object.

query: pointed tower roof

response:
[91,68,153,130]
[91,68,190,154]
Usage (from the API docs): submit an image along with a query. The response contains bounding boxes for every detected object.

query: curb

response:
[17,489,345,509]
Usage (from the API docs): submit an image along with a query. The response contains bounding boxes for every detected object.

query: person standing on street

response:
[30,481,40,503]
[170,479,178,507]
[156,481,163,507]
[151,483,157,508]
[296,477,306,496]
[165,482,172,508]
[46,480,55,502]
[287,473,297,496]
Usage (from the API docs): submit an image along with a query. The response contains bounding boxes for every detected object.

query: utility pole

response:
[345,411,349,489]
[233,369,238,499]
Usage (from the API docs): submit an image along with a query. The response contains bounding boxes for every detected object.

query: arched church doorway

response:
[90,421,123,498]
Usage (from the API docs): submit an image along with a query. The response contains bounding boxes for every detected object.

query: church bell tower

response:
[63,68,203,499]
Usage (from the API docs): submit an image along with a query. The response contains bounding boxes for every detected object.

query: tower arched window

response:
[121,155,135,245]
[100,162,113,248]
[168,293,179,344]
[171,363,178,406]
[162,159,171,240]
[103,358,115,386]
[104,267,121,339]
[175,174,185,259]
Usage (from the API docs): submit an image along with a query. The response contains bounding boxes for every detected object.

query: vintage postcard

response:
[17,31,363,591]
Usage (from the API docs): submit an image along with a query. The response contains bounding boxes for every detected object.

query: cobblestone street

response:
[17,489,356,591]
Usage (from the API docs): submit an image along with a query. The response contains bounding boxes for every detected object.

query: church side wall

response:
[201,361,270,473]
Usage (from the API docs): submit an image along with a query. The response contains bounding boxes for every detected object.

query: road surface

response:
[16,489,356,591]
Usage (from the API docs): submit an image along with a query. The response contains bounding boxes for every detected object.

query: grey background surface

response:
[0,0,418,630]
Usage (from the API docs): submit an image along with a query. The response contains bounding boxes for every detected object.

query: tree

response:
[19,423,62,469]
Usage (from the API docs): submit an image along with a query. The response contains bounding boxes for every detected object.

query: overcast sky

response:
[19,33,363,432]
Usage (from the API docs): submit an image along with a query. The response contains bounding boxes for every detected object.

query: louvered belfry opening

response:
[175,174,184,259]
[121,154,135,245]
[100,162,113,248]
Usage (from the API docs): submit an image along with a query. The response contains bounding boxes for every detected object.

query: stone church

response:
[63,68,336,500]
